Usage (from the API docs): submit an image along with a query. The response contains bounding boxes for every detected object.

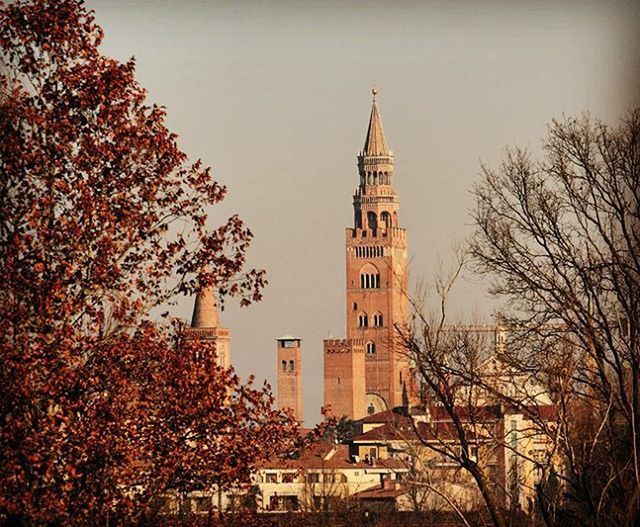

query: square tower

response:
[276,336,303,423]
[344,88,412,416]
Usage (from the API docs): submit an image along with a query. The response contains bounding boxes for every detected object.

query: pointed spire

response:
[363,85,389,156]
[190,285,220,328]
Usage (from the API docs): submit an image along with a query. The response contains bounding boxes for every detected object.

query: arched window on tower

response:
[373,312,383,327]
[359,263,380,290]
[289,360,295,371]
[367,211,377,232]
[281,360,287,371]
[380,211,392,230]
[366,342,376,354]
[358,313,368,327]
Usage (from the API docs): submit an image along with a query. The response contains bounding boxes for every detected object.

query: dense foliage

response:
[0,1,300,524]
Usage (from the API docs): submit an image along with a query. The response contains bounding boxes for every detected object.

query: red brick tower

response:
[276,336,304,423]
[346,87,410,415]
[324,87,411,419]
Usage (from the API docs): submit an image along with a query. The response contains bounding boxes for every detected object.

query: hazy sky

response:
[89,0,639,424]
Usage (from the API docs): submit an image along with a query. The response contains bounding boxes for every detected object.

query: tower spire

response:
[363,86,389,156]
[190,285,220,328]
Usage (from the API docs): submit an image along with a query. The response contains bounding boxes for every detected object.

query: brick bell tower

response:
[346,86,410,415]
[276,336,304,424]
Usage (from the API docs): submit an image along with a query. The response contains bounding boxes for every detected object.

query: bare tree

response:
[396,255,511,527]
[470,110,640,526]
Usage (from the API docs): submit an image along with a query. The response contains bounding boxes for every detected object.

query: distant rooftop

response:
[276,335,301,341]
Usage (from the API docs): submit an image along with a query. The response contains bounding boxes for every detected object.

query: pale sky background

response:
[89,0,640,424]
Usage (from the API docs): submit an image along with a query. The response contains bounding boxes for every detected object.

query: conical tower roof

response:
[190,286,220,328]
[363,86,389,156]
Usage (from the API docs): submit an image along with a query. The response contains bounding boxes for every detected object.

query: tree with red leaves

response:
[0,1,300,525]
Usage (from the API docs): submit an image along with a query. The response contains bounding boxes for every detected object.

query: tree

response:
[397,247,569,527]
[0,1,300,524]
[321,416,360,444]
[470,110,640,526]
[397,260,510,527]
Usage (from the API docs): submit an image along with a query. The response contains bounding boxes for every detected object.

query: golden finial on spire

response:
[372,83,377,100]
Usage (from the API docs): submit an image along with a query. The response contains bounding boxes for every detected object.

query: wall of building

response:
[323,339,366,420]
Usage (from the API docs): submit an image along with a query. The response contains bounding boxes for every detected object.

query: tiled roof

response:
[354,485,407,499]
[361,408,411,425]
[353,403,557,444]
[257,441,407,471]
[429,405,502,421]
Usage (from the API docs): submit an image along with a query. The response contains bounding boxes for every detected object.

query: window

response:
[367,403,376,415]
[265,473,277,483]
[353,302,358,310]
[381,211,392,229]
[282,472,295,483]
[367,211,377,231]
[356,246,383,258]
[369,447,378,459]
[281,360,287,371]
[373,312,383,327]
[366,342,376,354]
[360,264,380,289]
[280,496,299,511]
[288,360,295,371]
[360,273,380,289]
[532,447,549,483]
[325,473,347,483]
[358,313,368,327]
[192,496,211,513]
[307,473,320,483]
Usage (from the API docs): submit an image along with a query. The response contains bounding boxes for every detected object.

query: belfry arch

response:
[366,211,377,231]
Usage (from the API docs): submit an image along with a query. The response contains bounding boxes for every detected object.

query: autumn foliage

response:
[0,0,300,524]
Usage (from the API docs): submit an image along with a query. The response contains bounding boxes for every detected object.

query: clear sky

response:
[89,0,639,424]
